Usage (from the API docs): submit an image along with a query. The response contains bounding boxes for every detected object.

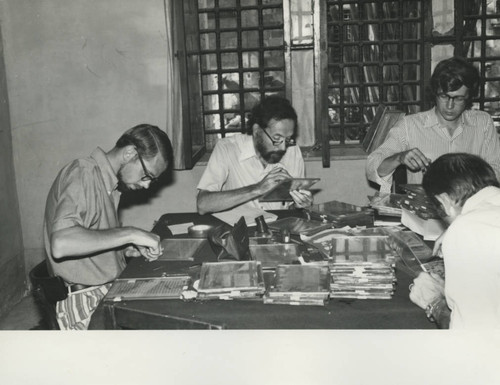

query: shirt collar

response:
[239,134,259,161]
[425,107,471,129]
[461,186,500,215]
[90,147,119,193]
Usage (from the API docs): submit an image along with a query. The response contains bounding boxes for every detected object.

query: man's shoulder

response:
[57,155,99,184]
[463,109,492,124]
[210,134,253,159]
[215,134,250,147]
[403,109,433,124]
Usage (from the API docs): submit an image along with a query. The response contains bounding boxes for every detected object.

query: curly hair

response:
[246,95,298,135]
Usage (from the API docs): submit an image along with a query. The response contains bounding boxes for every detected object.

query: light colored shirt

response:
[366,108,500,193]
[44,147,127,286]
[197,134,305,210]
[442,186,500,329]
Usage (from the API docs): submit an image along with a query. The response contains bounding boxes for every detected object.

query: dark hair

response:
[116,124,173,168]
[423,153,499,206]
[430,56,480,108]
[246,95,298,135]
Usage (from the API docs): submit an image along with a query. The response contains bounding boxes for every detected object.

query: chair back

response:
[29,261,64,330]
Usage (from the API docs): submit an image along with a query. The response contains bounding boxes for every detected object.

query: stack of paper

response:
[264,264,330,306]
[196,261,266,300]
[322,236,397,299]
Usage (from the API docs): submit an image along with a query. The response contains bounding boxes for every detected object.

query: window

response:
[325,0,425,147]
[176,0,500,169]
[197,0,287,151]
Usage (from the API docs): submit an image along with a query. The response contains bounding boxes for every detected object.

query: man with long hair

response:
[366,57,500,193]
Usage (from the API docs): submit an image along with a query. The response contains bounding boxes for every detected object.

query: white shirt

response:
[197,134,305,210]
[366,108,500,193]
[442,186,500,329]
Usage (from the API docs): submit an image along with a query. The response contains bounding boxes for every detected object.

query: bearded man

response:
[196,95,312,214]
[43,124,173,329]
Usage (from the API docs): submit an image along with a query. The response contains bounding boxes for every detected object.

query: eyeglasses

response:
[135,148,159,184]
[261,128,296,147]
[437,93,467,105]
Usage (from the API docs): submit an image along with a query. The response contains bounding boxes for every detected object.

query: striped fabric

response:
[56,284,111,330]
[366,108,500,193]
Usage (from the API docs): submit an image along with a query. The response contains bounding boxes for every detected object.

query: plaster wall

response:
[0,0,376,273]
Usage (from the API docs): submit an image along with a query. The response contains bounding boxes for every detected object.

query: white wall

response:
[0,0,376,274]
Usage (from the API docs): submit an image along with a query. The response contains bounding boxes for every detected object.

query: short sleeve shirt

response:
[43,147,126,285]
[197,134,305,210]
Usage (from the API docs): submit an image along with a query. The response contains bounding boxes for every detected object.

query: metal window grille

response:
[196,0,286,151]
[326,0,425,146]
[461,0,500,131]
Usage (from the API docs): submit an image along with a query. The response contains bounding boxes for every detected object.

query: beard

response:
[255,135,286,164]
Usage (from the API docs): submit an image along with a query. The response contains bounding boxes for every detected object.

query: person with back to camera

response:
[366,56,500,193]
[44,124,173,330]
[196,95,312,214]
[409,153,500,329]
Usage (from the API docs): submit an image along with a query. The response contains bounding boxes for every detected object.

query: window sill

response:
[194,146,368,167]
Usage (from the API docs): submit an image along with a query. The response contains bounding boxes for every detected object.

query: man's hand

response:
[129,229,163,261]
[409,271,445,309]
[398,148,431,172]
[289,189,313,208]
[256,167,291,195]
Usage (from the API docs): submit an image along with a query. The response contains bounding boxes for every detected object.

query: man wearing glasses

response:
[43,124,173,329]
[366,56,500,193]
[197,95,312,214]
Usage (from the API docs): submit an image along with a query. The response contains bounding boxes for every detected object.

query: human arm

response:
[409,271,450,328]
[51,226,162,261]
[197,167,292,214]
[377,148,431,177]
[366,116,421,192]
